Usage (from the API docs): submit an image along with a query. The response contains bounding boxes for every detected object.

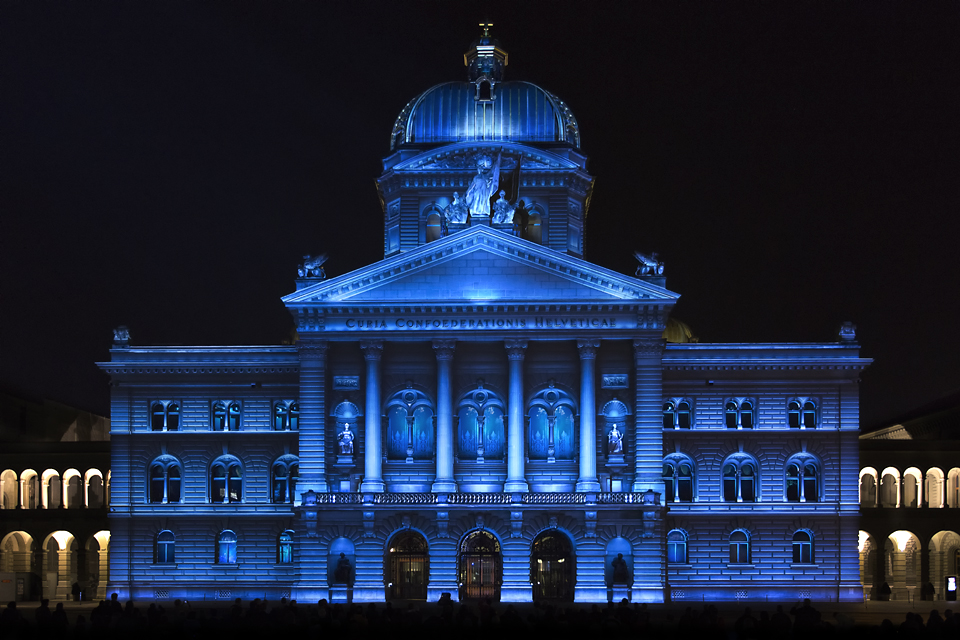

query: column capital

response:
[297,341,328,360]
[504,339,528,360]
[360,340,384,361]
[577,338,601,359]
[433,339,456,361]
[633,338,664,359]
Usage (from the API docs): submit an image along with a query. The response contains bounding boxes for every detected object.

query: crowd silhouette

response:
[2,595,959,639]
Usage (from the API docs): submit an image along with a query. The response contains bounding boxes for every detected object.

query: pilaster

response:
[298,341,329,495]
[632,338,665,494]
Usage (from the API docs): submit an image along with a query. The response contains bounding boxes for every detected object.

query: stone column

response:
[632,338,665,493]
[297,341,329,495]
[360,341,385,493]
[504,339,528,493]
[576,339,601,492]
[433,340,457,493]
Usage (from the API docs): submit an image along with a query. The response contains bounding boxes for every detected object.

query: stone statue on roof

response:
[492,190,515,224]
[444,191,469,224]
[465,153,501,219]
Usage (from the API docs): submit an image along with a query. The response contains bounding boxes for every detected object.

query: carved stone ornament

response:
[333,375,359,390]
[298,342,328,360]
[298,253,328,279]
[433,339,456,360]
[633,251,664,276]
[113,326,130,347]
[504,339,528,360]
[577,338,600,359]
[633,338,664,359]
[360,340,384,360]
[601,373,629,389]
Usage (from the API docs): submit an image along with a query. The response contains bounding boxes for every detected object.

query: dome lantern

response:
[464,23,508,100]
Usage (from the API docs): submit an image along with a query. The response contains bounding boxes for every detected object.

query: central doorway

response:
[458,530,501,601]
[386,531,428,600]
[531,531,575,601]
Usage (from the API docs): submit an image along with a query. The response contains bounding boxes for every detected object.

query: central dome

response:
[390,82,580,151]
[390,33,579,151]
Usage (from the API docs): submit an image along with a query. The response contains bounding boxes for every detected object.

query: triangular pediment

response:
[283,226,678,306]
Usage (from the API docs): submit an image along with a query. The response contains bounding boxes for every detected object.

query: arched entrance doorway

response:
[458,530,501,601]
[531,531,574,601]
[386,531,428,600]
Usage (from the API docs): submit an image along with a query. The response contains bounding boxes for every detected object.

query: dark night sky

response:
[1,2,958,428]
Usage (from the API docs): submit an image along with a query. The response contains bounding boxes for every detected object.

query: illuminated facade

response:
[99,32,869,603]
[859,393,960,602]
[0,389,111,602]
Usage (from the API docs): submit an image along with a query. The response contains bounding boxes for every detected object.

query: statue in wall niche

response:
[633,251,664,276]
[337,423,355,455]
[334,553,352,584]
[444,191,469,224]
[607,424,623,454]
[465,153,501,218]
[299,253,328,278]
[492,190,515,224]
[611,553,630,583]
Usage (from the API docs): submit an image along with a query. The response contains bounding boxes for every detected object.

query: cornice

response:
[98,365,300,376]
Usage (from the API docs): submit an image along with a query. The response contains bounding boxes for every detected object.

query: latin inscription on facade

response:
[335,316,632,332]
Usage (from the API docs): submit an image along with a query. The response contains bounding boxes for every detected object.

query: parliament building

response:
[98,31,869,604]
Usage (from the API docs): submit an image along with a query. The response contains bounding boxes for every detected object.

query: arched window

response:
[278,531,294,564]
[212,402,227,431]
[217,530,237,564]
[527,385,577,462]
[425,211,443,242]
[151,402,180,431]
[722,454,758,502]
[793,530,814,564]
[274,401,299,431]
[729,530,751,564]
[385,388,434,461]
[227,402,241,430]
[457,384,506,461]
[725,399,754,429]
[272,456,299,504]
[667,530,688,564]
[156,530,175,564]
[662,399,692,429]
[662,455,695,503]
[149,456,182,504]
[210,456,243,503]
[788,399,818,429]
[274,403,288,430]
[289,403,299,430]
[786,455,820,502]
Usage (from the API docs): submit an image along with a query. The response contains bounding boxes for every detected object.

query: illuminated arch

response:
[880,467,901,508]
[903,467,923,508]
[85,468,104,508]
[926,467,945,508]
[860,467,878,507]
[62,468,82,509]
[41,469,61,509]
[0,469,17,510]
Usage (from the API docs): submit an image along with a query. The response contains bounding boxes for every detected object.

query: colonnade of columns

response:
[297,337,657,494]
